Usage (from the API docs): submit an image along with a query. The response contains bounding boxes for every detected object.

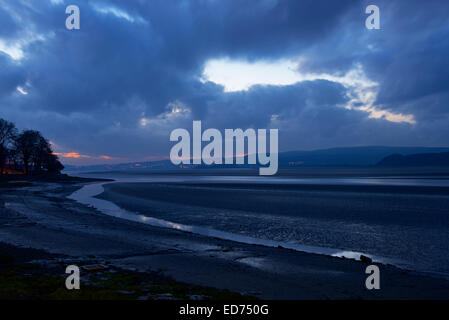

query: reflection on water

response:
[67,171,449,187]
[68,181,390,264]
[66,171,449,275]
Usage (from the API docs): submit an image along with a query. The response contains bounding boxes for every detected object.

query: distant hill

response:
[278,146,449,167]
[64,146,449,172]
[377,151,449,167]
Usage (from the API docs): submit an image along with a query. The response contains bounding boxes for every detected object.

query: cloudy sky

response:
[0,0,448,165]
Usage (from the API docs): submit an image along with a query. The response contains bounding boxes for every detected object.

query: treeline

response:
[0,118,63,175]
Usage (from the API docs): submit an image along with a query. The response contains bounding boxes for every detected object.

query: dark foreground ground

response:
[1,178,449,299]
[0,242,249,300]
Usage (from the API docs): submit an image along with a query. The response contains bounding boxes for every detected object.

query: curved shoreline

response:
[2,179,449,299]
[68,181,389,265]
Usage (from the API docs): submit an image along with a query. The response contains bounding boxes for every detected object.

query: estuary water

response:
[68,169,449,277]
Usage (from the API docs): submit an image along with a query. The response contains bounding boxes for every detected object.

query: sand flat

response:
[1,181,449,299]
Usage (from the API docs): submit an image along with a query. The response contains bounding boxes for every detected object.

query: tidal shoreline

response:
[1,179,449,299]
[73,181,387,264]
[97,180,449,276]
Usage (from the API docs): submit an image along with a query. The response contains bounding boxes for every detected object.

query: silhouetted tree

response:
[33,135,64,174]
[14,130,42,174]
[0,119,64,175]
[0,118,17,174]
[44,153,64,173]
[32,136,49,173]
[14,130,64,174]
[0,144,7,174]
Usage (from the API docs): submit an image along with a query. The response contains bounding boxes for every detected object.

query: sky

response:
[0,0,448,165]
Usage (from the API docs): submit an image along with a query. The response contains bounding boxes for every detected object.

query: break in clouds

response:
[0,0,449,164]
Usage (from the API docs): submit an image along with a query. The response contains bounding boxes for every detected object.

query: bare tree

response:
[44,152,64,173]
[32,136,64,173]
[14,130,41,174]
[13,130,64,174]
[1,119,64,175]
[0,118,17,174]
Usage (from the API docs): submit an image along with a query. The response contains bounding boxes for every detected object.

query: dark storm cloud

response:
[16,0,357,116]
[0,54,26,95]
[365,0,449,120]
[204,80,348,129]
[0,0,448,163]
[299,0,449,120]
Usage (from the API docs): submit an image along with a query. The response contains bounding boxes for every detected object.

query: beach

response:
[1,177,449,299]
